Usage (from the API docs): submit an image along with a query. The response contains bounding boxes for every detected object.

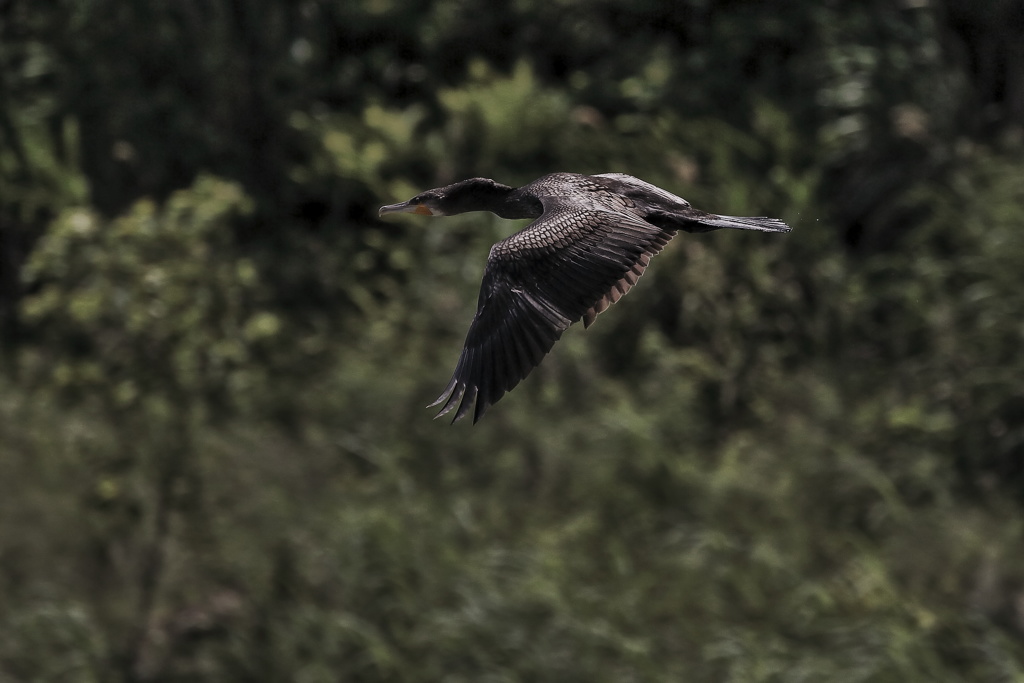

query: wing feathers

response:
[434,199,675,422]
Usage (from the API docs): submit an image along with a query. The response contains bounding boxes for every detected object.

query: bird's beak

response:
[378,201,439,217]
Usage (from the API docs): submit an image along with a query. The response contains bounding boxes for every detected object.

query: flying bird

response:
[379,172,790,423]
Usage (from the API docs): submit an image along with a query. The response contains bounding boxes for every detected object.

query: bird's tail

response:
[681,213,791,234]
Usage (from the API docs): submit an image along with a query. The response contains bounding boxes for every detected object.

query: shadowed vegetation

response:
[2,0,1024,680]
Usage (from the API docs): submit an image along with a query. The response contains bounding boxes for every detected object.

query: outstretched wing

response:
[431,198,673,423]
[594,172,790,234]
[594,172,692,209]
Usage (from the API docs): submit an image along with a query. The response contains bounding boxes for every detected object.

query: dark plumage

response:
[379,172,791,423]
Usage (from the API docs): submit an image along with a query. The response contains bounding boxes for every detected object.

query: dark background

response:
[2,1,1024,680]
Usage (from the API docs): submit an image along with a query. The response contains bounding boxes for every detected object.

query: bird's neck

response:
[448,183,542,220]
[492,187,543,220]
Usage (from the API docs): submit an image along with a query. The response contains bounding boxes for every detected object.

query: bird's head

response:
[379,178,514,218]
[379,188,446,217]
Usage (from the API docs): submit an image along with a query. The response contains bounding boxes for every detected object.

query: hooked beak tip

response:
[378,202,406,217]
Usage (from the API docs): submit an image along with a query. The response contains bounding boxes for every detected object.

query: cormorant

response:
[379,172,790,423]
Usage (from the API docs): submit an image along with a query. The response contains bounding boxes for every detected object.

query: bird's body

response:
[379,172,790,423]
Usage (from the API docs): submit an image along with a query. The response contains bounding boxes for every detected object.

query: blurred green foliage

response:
[2,0,1024,680]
